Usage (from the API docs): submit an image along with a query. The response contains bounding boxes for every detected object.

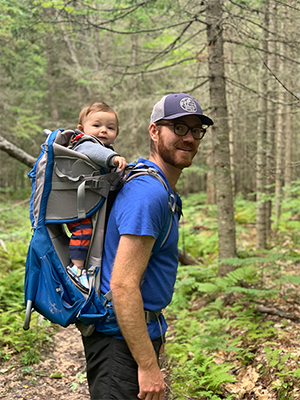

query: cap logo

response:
[180,97,197,113]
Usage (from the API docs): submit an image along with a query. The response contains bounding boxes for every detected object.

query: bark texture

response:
[206,0,237,276]
[266,0,277,235]
[274,19,285,228]
[256,2,268,250]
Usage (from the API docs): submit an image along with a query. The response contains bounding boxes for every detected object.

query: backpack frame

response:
[23,129,178,336]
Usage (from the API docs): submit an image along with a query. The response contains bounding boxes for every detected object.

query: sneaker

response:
[66,264,89,294]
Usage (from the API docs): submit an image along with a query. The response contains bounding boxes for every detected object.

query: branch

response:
[142,21,194,70]
[114,56,199,76]
[178,249,198,266]
[71,0,156,13]
[255,305,300,321]
[225,39,300,66]
[0,135,36,168]
[227,0,261,14]
[0,198,30,213]
[79,17,198,35]
[226,77,300,106]
[274,0,300,12]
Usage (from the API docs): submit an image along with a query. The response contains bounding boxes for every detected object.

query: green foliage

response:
[277,181,300,233]
[179,193,218,260]
[0,199,55,364]
[166,191,300,399]
[234,194,256,224]
[264,346,300,399]
[167,341,235,398]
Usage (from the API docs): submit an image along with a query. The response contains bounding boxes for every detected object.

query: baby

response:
[66,102,127,293]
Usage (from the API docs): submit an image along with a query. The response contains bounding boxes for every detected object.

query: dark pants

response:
[82,330,163,400]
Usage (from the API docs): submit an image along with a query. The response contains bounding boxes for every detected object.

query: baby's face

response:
[78,111,118,146]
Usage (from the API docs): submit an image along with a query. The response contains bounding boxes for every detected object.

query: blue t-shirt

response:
[98,158,182,340]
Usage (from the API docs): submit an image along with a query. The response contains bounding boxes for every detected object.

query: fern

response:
[194,282,220,293]
[276,275,300,285]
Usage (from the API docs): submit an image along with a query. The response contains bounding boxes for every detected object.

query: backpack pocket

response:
[77,289,107,324]
[33,250,86,327]
[33,249,117,329]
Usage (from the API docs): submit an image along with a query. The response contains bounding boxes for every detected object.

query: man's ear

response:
[149,123,159,142]
[77,125,84,133]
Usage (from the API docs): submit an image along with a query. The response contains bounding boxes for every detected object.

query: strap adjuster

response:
[145,310,161,324]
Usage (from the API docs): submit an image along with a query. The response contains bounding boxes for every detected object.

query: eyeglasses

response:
[155,121,207,140]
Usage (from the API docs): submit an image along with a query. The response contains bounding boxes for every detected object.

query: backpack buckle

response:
[147,167,159,177]
[168,193,177,214]
[92,180,101,189]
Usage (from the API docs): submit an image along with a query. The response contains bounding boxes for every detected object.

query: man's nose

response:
[182,129,195,141]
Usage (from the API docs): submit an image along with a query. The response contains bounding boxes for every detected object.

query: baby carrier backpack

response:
[23,128,178,336]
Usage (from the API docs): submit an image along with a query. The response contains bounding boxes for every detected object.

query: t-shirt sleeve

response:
[114,176,169,239]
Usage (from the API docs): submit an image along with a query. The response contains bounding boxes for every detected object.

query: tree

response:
[274,15,285,228]
[206,0,237,275]
[265,0,277,236]
[256,0,268,250]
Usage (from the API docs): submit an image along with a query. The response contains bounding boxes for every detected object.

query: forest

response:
[1,0,300,399]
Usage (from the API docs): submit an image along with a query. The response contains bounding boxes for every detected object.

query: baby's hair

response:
[79,102,119,133]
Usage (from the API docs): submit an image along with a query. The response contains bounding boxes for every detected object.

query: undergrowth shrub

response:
[166,189,300,399]
[179,193,218,260]
[0,199,55,364]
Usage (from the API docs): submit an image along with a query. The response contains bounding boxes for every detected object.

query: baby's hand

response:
[113,156,128,171]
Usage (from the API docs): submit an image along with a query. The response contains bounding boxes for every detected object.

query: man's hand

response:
[138,364,165,400]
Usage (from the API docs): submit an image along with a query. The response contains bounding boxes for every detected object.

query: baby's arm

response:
[74,141,119,169]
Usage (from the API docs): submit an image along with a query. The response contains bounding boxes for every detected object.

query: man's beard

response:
[157,134,198,170]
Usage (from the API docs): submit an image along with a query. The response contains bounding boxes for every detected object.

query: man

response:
[82,93,214,400]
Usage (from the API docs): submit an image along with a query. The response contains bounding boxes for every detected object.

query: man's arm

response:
[110,234,165,400]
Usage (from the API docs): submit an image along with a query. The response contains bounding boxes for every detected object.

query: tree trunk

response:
[256,68,268,249]
[274,18,285,228]
[56,11,91,101]
[206,148,216,205]
[206,0,237,276]
[284,3,295,196]
[266,0,277,236]
[284,98,292,196]
[256,1,268,249]
[45,32,59,125]
[228,112,235,198]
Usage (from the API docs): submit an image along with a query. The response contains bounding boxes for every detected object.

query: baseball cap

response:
[150,93,214,127]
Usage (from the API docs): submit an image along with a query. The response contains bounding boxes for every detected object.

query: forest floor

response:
[1,316,300,400]
[0,325,90,400]
[0,307,300,399]
[0,324,171,400]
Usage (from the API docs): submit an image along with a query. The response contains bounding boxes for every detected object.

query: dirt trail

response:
[0,325,90,399]
[0,326,171,400]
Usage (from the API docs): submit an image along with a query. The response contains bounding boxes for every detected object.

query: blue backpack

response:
[23,129,178,336]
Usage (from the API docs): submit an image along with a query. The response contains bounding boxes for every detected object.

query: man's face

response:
[78,111,118,146]
[156,115,202,170]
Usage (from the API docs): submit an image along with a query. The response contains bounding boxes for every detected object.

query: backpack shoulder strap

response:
[124,163,181,253]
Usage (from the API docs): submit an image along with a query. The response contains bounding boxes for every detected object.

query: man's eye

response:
[175,124,185,133]
[192,128,201,135]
